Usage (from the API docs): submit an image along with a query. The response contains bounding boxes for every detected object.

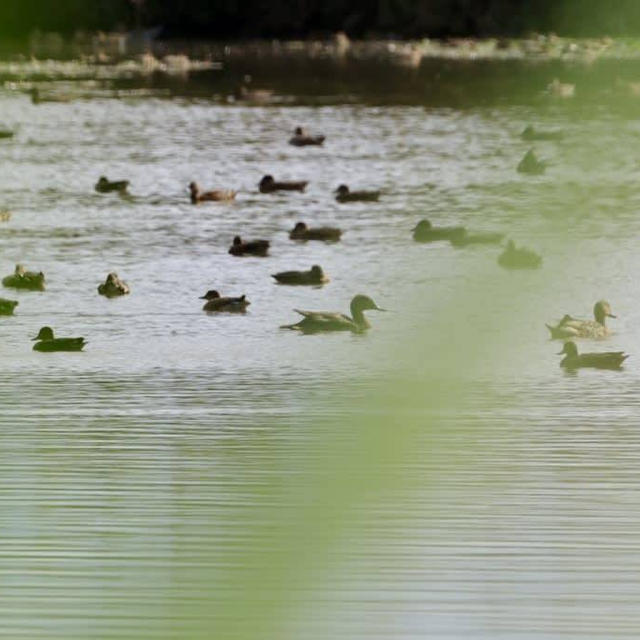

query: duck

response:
[233,76,275,104]
[0,129,14,139]
[29,87,72,105]
[98,272,130,298]
[189,182,236,203]
[272,265,329,286]
[335,184,380,203]
[498,240,542,269]
[0,210,11,222]
[2,264,46,291]
[546,301,616,339]
[449,228,504,247]
[521,125,563,142]
[32,326,86,352]
[281,294,385,334]
[229,236,270,257]
[95,176,129,194]
[558,341,628,370]
[412,219,465,243]
[200,290,250,313]
[289,222,342,242]
[259,175,308,193]
[547,79,575,99]
[289,127,325,146]
[0,298,18,315]
[517,149,546,175]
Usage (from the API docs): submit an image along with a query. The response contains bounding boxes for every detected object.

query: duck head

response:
[32,326,54,341]
[412,219,432,233]
[310,265,324,277]
[97,176,108,187]
[558,341,578,357]
[351,294,386,314]
[292,222,308,233]
[260,175,275,189]
[200,290,220,300]
[14,264,25,276]
[189,181,199,193]
[335,184,350,196]
[233,236,242,246]
[594,300,615,325]
[294,126,304,135]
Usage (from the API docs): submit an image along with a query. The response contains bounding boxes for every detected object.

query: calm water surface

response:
[1,65,640,638]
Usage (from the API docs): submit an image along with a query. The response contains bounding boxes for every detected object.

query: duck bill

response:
[556,349,566,355]
[374,306,388,312]
[608,314,617,318]
[31,336,40,341]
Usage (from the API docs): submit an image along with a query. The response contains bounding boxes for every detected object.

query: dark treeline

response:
[1,0,640,38]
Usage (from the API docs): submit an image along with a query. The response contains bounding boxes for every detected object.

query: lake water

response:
[1,58,640,638]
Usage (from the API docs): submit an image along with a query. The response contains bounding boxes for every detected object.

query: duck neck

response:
[351,306,370,329]
[595,309,606,326]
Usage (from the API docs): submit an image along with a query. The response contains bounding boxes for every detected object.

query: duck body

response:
[498,241,542,269]
[547,301,615,340]
[281,294,384,334]
[200,290,250,313]
[521,125,563,142]
[559,341,627,370]
[229,236,270,257]
[289,222,341,242]
[272,265,328,286]
[335,185,380,203]
[289,127,325,146]
[412,219,465,243]
[32,326,86,352]
[98,272,130,298]
[0,130,14,139]
[517,149,546,175]
[449,229,504,247]
[96,176,129,194]
[2,265,45,291]
[259,175,308,193]
[189,182,236,203]
[0,298,18,315]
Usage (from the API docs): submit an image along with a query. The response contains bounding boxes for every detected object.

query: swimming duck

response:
[289,127,325,147]
[32,326,86,352]
[2,264,45,291]
[498,240,542,269]
[558,341,628,370]
[546,300,616,339]
[335,185,380,203]
[0,298,18,315]
[412,219,465,243]
[272,265,329,286]
[200,290,250,313]
[281,294,385,334]
[259,175,308,193]
[29,87,72,105]
[547,79,575,99]
[98,272,130,298]
[449,228,504,247]
[0,129,14,139]
[229,236,270,257]
[521,125,563,142]
[95,176,129,194]
[289,222,342,242]
[234,76,275,103]
[517,149,546,175]
[189,182,236,203]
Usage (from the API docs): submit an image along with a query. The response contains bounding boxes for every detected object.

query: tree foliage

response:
[1,0,639,38]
